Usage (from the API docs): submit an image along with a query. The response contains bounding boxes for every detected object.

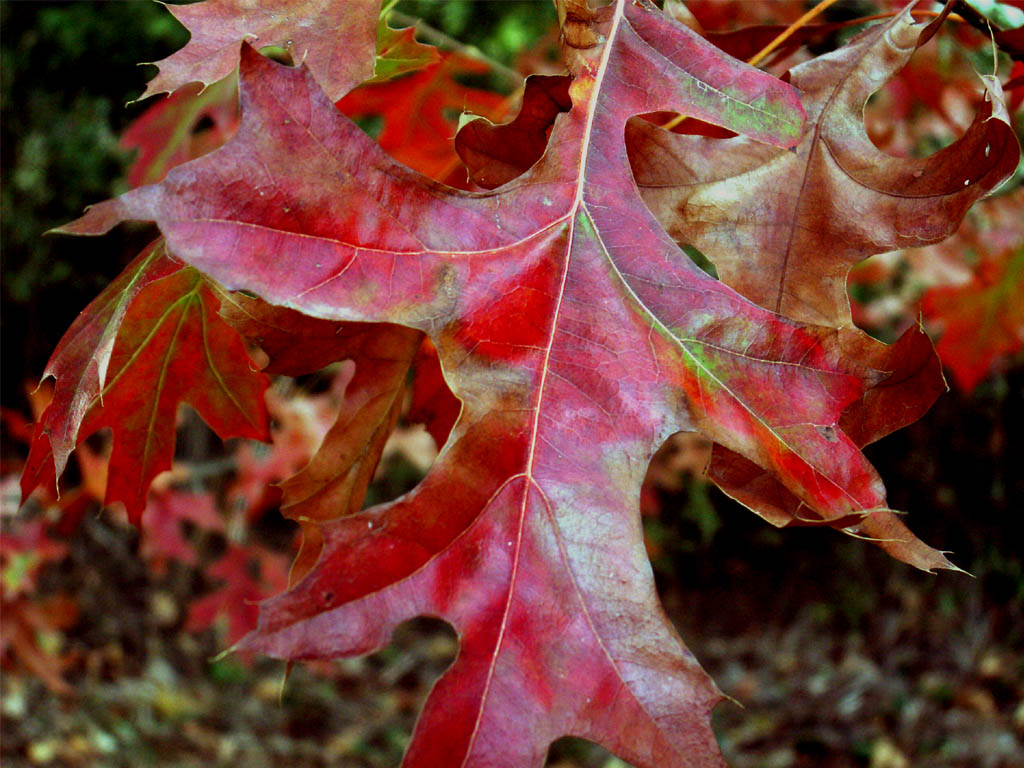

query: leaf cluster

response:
[12,1,1023,766]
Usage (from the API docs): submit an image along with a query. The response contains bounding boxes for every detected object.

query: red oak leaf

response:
[218,293,421,582]
[141,0,379,101]
[408,337,461,451]
[22,245,270,524]
[185,543,288,645]
[451,12,974,570]
[621,6,1018,566]
[55,0,1011,763]
[922,247,1024,391]
[336,50,510,186]
[123,76,240,188]
[140,488,224,571]
[22,241,181,487]
[60,0,880,759]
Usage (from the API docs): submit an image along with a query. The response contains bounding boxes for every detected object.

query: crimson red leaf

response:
[452,8,959,568]
[59,6,910,760]
[336,50,510,186]
[22,241,182,489]
[24,248,270,524]
[56,1,995,763]
[123,76,239,188]
[186,543,288,645]
[219,293,421,582]
[141,0,379,101]
[923,246,1024,391]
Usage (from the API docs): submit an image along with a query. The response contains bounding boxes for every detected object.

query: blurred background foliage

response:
[2,2,1023,768]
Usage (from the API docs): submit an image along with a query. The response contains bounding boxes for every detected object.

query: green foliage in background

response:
[397,0,556,64]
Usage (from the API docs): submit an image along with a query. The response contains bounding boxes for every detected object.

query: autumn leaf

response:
[626,7,1019,330]
[923,246,1024,391]
[452,23,959,570]
[52,0,1018,763]
[23,244,270,524]
[22,240,183,487]
[336,49,511,185]
[123,76,240,188]
[620,5,1018,567]
[185,543,288,645]
[140,488,224,571]
[219,293,421,582]
[141,0,379,101]
[58,0,927,758]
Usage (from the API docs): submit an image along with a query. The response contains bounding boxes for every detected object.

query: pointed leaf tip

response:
[143,0,379,101]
